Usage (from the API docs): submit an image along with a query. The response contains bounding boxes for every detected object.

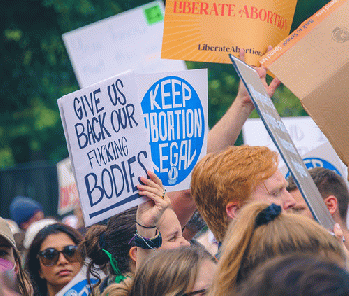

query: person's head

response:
[287,167,349,223]
[128,244,216,296]
[10,196,44,230]
[79,207,138,286]
[25,222,83,296]
[191,145,295,242]
[158,208,190,249]
[236,253,349,296]
[0,217,32,296]
[209,202,345,296]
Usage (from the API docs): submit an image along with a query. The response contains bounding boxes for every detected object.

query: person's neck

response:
[47,283,65,296]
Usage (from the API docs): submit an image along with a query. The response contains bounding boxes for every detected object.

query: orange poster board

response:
[161,0,298,66]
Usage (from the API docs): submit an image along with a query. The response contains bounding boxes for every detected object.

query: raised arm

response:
[207,47,281,153]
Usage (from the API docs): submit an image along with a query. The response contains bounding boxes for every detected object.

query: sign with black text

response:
[58,71,152,226]
[230,54,335,230]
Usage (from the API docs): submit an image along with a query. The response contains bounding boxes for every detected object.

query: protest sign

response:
[243,119,348,180]
[56,265,101,296]
[57,157,79,215]
[63,1,186,88]
[260,0,349,168]
[58,71,153,226]
[161,0,298,66]
[136,69,208,191]
[230,54,335,230]
[243,116,329,164]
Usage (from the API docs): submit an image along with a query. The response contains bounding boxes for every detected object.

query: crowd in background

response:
[1,51,349,296]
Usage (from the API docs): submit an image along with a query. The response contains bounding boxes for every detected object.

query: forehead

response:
[158,209,181,234]
[262,170,287,190]
[40,232,75,251]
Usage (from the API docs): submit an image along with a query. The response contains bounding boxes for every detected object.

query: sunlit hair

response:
[209,202,346,296]
[287,167,349,221]
[13,247,33,296]
[191,145,278,242]
[104,245,216,296]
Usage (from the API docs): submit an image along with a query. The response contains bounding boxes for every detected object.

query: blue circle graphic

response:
[285,157,342,179]
[141,76,205,186]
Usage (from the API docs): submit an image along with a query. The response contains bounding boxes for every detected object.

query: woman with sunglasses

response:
[25,222,83,296]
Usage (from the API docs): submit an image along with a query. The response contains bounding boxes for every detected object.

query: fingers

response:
[268,77,281,94]
[137,171,168,202]
[239,48,245,62]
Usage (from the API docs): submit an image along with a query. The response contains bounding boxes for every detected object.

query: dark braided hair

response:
[78,206,137,295]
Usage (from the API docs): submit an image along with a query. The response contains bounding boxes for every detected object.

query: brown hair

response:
[209,202,345,296]
[235,253,349,296]
[105,245,216,296]
[191,145,278,242]
[287,167,349,221]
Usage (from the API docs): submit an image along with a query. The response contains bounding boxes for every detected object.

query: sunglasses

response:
[37,245,80,266]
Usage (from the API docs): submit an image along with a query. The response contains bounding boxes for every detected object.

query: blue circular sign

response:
[141,76,205,186]
[285,157,342,179]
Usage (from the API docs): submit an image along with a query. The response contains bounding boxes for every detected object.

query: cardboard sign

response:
[136,69,208,191]
[230,54,335,230]
[57,157,79,215]
[260,0,349,168]
[63,1,186,88]
[58,71,153,226]
[161,0,298,66]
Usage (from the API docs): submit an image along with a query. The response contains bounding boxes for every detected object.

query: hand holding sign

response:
[236,46,280,109]
[136,171,171,229]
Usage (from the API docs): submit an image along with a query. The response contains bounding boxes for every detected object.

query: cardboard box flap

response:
[268,0,349,99]
[301,61,349,166]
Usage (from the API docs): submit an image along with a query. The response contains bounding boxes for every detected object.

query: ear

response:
[129,246,137,264]
[226,201,240,220]
[324,195,337,215]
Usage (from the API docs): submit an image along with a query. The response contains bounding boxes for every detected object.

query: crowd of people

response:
[1,50,349,296]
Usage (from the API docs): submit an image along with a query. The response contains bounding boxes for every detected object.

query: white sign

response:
[63,1,187,88]
[230,54,334,230]
[136,69,209,191]
[58,71,153,226]
[56,265,102,296]
[279,142,349,182]
[57,158,79,215]
[243,116,328,162]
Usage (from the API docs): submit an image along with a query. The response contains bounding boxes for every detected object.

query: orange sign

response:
[161,0,298,65]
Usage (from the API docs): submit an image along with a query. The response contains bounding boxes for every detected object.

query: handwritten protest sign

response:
[58,71,152,226]
[136,69,208,191]
[230,54,335,230]
[161,0,298,66]
[63,1,186,88]
[57,157,79,215]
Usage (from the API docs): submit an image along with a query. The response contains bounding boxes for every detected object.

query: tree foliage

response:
[0,0,331,168]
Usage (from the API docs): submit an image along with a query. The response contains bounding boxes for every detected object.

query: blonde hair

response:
[105,245,216,296]
[191,145,278,242]
[209,202,346,296]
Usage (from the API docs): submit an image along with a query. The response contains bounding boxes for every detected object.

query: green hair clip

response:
[102,249,127,284]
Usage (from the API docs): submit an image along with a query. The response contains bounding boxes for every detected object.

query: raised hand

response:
[136,171,171,229]
[236,46,281,107]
